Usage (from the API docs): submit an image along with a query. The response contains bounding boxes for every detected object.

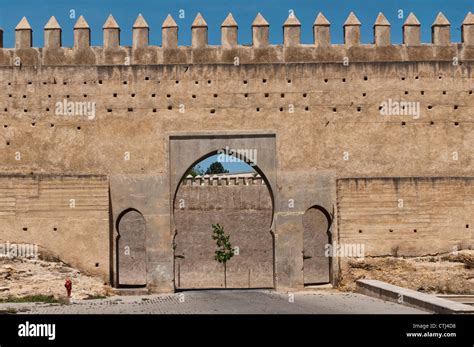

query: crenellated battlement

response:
[1,11,474,66]
[182,174,265,186]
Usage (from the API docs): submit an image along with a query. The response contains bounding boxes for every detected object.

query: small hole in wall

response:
[8,94,12,98]
[107,109,112,112]
[303,93,307,98]
[3,125,7,128]
[466,224,469,228]
[66,95,70,99]
[265,93,269,98]
[50,123,54,127]
[401,121,406,126]
[195,81,199,85]
[176,80,179,84]
[95,263,99,267]
[63,82,67,85]
[305,106,309,111]
[153,108,157,113]
[357,107,361,112]
[454,105,458,110]
[401,77,405,81]
[279,107,283,112]
[404,91,408,95]
[31,122,36,127]
[332,108,337,112]
[128,108,133,112]
[427,105,432,110]
[23,109,27,113]
[324,79,328,83]
[131,93,136,97]
[151,94,156,98]
[213,94,218,98]
[168,106,172,110]
[362,93,366,97]
[167,94,171,98]
[23,227,28,231]
[48,95,51,98]
[3,108,6,112]
[53,227,57,231]
[389,229,393,232]
[342,78,346,82]
[454,122,459,126]
[442,91,446,95]
[145,77,149,81]
[281,93,285,98]
[430,121,434,125]
[207,80,211,84]
[262,79,267,83]
[244,93,248,98]
[83,94,87,98]
[192,95,196,99]
[243,80,247,84]
[43,82,47,85]
[77,126,81,130]
[421,91,424,95]
[23,95,26,98]
[287,79,291,84]
[83,81,87,85]
[113,93,117,97]
[6,141,10,146]
[438,76,442,80]
[469,90,472,95]
[364,76,368,81]
[359,230,362,233]
[210,109,216,114]
[46,108,50,111]
[256,107,260,112]
[413,229,417,233]
[123,81,127,85]
[415,76,419,80]
[7,82,11,86]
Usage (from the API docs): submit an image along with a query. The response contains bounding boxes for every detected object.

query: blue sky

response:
[196,154,255,175]
[0,0,472,47]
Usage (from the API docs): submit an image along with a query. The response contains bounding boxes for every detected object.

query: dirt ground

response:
[0,250,472,301]
[338,250,473,294]
[0,257,109,301]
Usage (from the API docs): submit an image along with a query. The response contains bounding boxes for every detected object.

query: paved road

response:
[0,289,426,314]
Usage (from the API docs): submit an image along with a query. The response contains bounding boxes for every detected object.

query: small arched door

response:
[117,209,147,286]
[302,206,331,284]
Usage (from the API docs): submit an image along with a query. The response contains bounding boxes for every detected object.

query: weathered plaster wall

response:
[174,177,273,289]
[337,177,473,256]
[0,175,109,279]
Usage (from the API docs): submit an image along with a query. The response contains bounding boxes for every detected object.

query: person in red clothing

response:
[64,277,72,298]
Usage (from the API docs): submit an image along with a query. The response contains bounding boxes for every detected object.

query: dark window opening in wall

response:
[175,152,273,290]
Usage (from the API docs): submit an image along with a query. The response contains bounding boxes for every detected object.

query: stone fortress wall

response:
[0,10,472,291]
